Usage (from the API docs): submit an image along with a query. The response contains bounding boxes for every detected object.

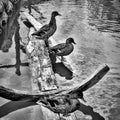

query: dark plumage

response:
[43,98,80,117]
[49,38,76,61]
[32,11,61,46]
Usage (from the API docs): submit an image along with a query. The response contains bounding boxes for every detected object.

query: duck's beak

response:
[73,41,76,44]
[58,13,61,16]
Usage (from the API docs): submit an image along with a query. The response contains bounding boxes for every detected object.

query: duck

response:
[49,38,76,62]
[43,98,80,119]
[32,11,61,46]
[41,93,81,120]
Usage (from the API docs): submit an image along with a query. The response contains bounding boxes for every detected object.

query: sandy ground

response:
[0,0,120,120]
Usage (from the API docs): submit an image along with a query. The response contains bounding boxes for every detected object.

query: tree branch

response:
[0,64,110,102]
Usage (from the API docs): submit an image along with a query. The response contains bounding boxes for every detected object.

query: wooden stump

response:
[26,27,58,91]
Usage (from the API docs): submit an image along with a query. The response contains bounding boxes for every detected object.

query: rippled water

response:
[0,0,120,120]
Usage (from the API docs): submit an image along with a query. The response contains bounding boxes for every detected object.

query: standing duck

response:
[32,11,61,46]
[49,38,76,61]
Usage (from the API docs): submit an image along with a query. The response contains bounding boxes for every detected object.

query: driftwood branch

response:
[0,64,109,102]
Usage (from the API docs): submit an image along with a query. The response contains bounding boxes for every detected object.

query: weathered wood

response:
[25,27,58,91]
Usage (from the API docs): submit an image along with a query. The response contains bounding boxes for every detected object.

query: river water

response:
[0,0,120,120]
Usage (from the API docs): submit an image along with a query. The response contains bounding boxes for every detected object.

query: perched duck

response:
[43,98,80,119]
[49,38,76,61]
[32,11,61,46]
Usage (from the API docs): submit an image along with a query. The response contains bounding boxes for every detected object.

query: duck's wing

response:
[68,64,109,94]
[50,43,66,51]
[56,44,73,56]
[32,24,50,36]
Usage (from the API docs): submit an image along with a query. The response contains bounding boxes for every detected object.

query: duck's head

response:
[52,11,61,17]
[66,37,76,44]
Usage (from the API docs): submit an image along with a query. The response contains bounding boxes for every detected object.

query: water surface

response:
[0,0,120,120]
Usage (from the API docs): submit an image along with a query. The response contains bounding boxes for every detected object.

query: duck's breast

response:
[56,44,74,56]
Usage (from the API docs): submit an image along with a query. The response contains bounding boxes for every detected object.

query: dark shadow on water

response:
[78,103,105,120]
[52,62,73,80]
[0,100,105,119]
[87,0,120,33]
[0,100,37,118]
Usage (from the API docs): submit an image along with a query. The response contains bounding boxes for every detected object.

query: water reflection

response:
[0,100,37,118]
[87,0,120,33]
